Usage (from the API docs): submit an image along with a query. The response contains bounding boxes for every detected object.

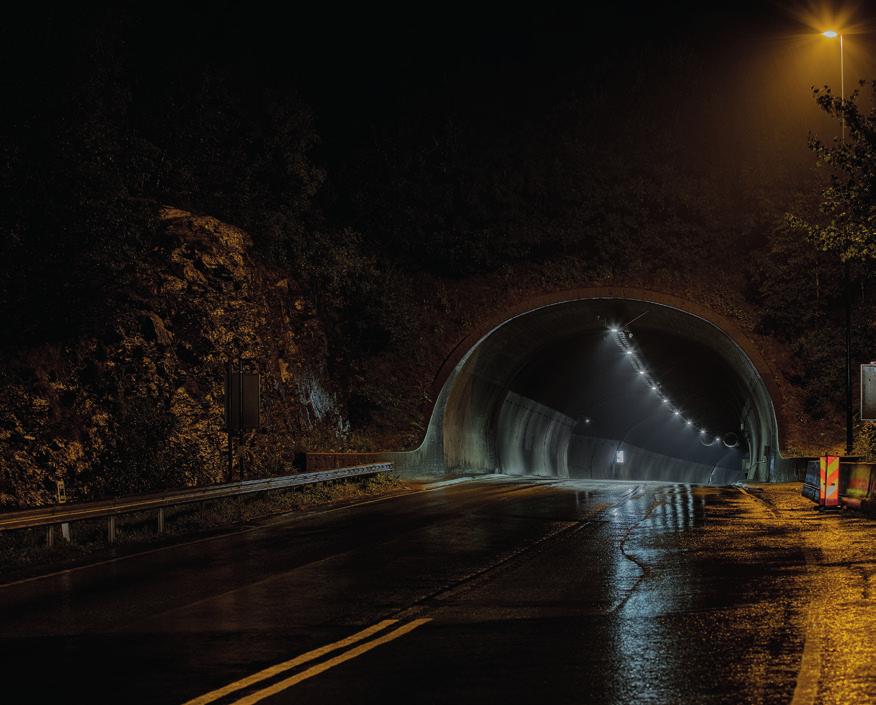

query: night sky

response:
[6,3,873,202]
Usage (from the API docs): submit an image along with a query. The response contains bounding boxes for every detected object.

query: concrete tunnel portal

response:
[393,291,794,483]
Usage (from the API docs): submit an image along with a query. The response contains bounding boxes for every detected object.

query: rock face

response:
[0,208,350,508]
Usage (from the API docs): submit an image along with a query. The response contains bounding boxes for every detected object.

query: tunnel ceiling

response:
[510,309,747,449]
[430,296,780,481]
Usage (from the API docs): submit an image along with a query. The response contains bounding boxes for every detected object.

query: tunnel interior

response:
[398,298,786,484]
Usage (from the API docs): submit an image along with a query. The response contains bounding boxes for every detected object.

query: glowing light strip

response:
[608,325,723,446]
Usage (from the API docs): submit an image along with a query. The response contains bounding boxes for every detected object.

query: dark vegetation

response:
[751,83,876,426]
[0,7,874,503]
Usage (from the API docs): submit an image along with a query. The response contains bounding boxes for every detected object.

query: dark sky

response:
[4,2,874,223]
[136,3,870,161]
[8,3,873,146]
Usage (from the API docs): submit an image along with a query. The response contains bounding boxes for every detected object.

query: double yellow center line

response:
[183,618,431,705]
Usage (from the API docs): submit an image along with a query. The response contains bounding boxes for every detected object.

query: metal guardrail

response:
[0,463,392,545]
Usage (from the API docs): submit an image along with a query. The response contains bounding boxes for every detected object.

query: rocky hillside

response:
[0,208,350,509]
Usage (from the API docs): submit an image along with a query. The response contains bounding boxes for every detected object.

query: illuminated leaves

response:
[790,82,876,262]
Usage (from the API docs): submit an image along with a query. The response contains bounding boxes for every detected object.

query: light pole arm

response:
[840,33,845,142]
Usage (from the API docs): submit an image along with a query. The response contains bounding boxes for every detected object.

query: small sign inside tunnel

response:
[616,450,625,464]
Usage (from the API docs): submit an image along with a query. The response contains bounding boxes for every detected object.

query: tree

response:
[783,80,876,457]
[787,81,876,262]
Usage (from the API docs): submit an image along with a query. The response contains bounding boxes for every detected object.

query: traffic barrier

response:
[802,460,820,503]
[820,455,841,508]
[801,457,876,516]
[844,463,874,498]
[0,463,393,547]
[840,463,876,514]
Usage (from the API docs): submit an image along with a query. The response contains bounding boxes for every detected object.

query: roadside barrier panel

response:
[844,463,874,498]
[840,462,876,513]
[802,460,820,503]
[801,458,874,514]
[820,455,841,508]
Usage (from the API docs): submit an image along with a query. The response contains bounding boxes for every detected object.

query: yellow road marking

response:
[226,618,432,705]
[182,619,399,705]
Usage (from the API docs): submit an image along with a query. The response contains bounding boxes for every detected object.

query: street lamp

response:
[822,29,854,455]
[821,30,845,141]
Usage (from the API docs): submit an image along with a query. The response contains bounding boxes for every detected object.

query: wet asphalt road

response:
[0,477,873,705]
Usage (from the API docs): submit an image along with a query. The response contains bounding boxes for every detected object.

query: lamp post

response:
[821,30,845,140]
[822,29,854,455]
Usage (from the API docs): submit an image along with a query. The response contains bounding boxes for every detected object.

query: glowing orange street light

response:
[822,28,854,455]
[821,30,845,141]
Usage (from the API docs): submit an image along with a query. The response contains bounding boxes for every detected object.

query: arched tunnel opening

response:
[503,322,745,483]
[393,296,794,484]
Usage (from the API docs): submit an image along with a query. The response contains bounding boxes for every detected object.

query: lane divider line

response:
[181,619,400,705]
[390,485,643,622]
[185,483,631,704]
[223,618,432,705]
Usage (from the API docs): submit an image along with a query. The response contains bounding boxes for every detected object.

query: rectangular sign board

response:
[862,364,876,421]
[225,372,261,432]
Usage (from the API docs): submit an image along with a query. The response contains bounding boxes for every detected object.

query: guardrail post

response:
[107,515,116,544]
[60,522,71,543]
[157,507,165,535]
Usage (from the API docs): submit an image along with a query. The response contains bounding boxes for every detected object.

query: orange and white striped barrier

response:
[819,455,841,508]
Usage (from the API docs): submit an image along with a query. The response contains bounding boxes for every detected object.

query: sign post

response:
[224,358,261,482]
[226,361,233,482]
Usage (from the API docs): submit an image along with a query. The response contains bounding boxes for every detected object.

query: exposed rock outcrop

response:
[0,208,349,508]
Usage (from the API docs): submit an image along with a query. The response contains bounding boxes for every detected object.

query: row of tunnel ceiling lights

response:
[592,326,723,446]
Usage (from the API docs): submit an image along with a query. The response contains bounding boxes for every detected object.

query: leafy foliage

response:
[751,83,876,431]
[787,81,876,262]
[86,394,182,498]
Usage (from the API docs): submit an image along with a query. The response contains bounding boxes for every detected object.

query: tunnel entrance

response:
[503,318,746,483]
[393,292,793,483]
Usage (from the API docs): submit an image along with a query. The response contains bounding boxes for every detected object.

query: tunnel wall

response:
[496,392,573,477]
[566,434,744,485]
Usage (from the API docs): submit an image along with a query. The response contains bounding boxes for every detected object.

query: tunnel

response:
[391,292,796,483]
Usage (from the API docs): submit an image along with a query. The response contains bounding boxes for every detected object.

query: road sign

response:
[225,371,260,432]
[224,359,261,483]
[862,363,876,421]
